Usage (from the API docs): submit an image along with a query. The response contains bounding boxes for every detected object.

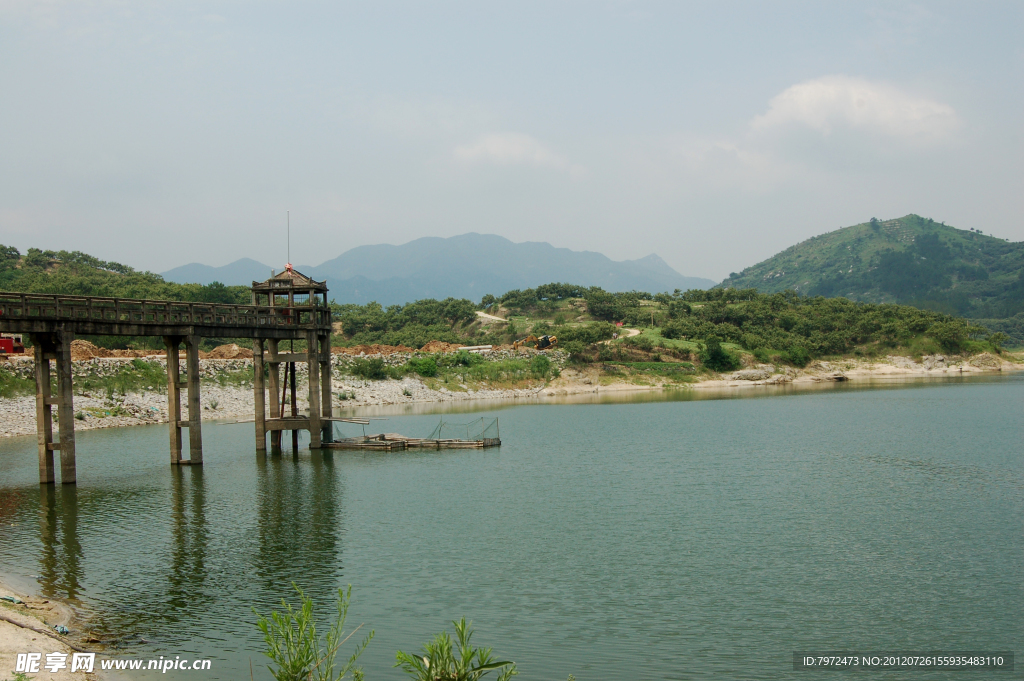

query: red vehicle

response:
[0,334,25,354]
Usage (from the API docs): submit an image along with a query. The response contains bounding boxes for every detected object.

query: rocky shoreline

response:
[0,351,1020,439]
[0,579,100,680]
[0,353,551,438]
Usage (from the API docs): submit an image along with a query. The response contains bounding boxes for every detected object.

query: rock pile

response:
[419,341,464,353]
[206,343,253,359]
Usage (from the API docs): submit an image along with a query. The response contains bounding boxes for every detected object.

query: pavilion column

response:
[306,331,321,449]
[320,333,333,443]
[268,339,281,452]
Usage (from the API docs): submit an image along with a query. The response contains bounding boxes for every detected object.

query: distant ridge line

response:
[162,233,716,305]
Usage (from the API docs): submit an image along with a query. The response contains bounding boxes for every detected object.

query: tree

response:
[928,320,968,353]
[987,331,1009,353]
[698,336,740,372]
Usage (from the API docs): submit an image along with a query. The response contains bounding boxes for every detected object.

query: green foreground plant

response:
[253,584,373,681]
[395,618,517,681]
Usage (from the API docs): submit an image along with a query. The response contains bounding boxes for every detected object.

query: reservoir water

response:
[1,376,1022,679]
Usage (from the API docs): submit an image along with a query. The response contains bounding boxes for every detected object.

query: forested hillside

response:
[717,215,1024,341]
[2,244,1015,357]
[0,245,250,303]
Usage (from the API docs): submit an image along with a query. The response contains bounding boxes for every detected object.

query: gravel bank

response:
[0,353,551,438]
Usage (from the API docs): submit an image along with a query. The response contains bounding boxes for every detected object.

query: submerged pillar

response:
[54,328,76,484]
[253,339,266,451]
[184,334,203,464]
[289,360,298,453]
[267,339,281,452]
[164,336,184,464]
[32,334,55,484]
[319,333,333,444]
[306,331,321,449]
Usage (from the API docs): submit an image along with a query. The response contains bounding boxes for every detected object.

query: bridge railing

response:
[0,292,332,330]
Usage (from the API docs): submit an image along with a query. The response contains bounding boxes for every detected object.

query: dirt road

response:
[601,328,640,344]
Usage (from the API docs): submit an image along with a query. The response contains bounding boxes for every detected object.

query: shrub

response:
[408,356,438,377]
[624,335,654,352]
[782,345,810,367]
[253,584,373,681]
[443,351,484,368]
[394,617,516,681]
[529,354,551,377]
[661,320,689,340]
[350,358,388,380]
[561,340,590,363]
[741,333,764,350]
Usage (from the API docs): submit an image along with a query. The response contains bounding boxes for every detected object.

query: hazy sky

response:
[2,1,1021,281]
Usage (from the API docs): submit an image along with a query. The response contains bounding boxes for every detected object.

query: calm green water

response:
[1,377,1022,680]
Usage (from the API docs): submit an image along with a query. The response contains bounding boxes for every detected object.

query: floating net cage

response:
[331,417,499,444]
[426,417,499,441]
[332,421,371,441]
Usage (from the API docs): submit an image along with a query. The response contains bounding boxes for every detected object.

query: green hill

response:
[718,215,1024,342]
[0,245,256,349]
[0,246,250,303]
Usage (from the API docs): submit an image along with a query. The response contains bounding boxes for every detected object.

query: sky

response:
[1,1,1021,281]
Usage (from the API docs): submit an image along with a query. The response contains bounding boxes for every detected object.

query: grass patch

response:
[75,359,251,397]
[342,351,561,390]
[599,361,697,383]
[0,366,36,398]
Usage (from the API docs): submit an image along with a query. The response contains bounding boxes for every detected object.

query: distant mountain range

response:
[162,233,716,305]
[717,214,1024,339]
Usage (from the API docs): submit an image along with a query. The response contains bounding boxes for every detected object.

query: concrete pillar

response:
[164,336,183,464]
[253,339,266,451]
[289,361,299,453]
[32,335,55,484]
[54,328,76,484]
[267,339,281,452]
[320,333,332,443]
[185,334,203,464]
[307,331,321,449]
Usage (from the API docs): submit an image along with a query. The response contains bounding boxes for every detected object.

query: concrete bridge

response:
[0,268,334,484]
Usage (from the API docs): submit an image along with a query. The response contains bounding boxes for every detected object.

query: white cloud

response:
[751,75,958,139]
[454,132,582,174]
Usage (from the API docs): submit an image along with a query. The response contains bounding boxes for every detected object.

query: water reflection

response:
[168,466,208,610]
[253,450,345,602]
[38,485,83,603]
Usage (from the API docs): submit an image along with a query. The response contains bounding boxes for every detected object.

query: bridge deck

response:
[2,290,335,485]
[0,292,330,338]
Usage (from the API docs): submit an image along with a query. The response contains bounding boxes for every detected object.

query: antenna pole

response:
[287,210,290,267]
